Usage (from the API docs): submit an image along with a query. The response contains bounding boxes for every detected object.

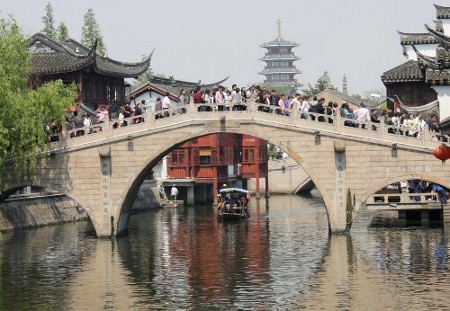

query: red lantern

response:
[433,143,450,164]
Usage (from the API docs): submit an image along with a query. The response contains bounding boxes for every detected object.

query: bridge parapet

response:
[50,101,440,152]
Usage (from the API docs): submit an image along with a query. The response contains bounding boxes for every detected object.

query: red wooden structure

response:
[167,134,268,201]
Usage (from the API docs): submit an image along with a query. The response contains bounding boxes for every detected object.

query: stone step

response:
[160,200,184,208]
[443,204,450,222]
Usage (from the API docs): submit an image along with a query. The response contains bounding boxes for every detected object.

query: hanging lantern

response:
[433,143,450,164]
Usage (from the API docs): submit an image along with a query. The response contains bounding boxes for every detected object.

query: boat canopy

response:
[219,188,251,195]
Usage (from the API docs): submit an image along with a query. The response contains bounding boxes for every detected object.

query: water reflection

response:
[0,193,450,310]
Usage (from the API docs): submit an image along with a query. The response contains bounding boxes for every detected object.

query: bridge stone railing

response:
[48,100,441,152]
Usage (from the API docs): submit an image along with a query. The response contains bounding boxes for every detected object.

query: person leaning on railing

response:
[162,92,172,117]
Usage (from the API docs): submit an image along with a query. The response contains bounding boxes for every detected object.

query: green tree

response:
[0,17,77,186]
[41,2,56,39]
[302,71,336,97]
[267,144,277,160]
[56,22,69,41]
[81,8,107,56]
[251,81,298,96]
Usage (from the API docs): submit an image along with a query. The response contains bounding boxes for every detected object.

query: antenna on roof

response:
[277,19,282,39]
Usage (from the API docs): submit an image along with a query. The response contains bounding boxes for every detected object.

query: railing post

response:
[249,99,257,114]
[189,97,195,117]
[334,111,341,132]
[423,124,431,144]
[378,116,386,139]
[60,128,69,146]
[147,106,154,128]
[104,116,112,136]
[292,106,299,119]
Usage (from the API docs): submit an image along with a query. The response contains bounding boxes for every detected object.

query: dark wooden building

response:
[28,33,151,112]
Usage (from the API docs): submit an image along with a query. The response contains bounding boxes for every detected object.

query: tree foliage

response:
[302,71,336,97]
[81,8,107,56]
[41,2,56,39]
[56,22,69,42]
[267,144,278,160]
[251,81,298,96]
[0,17,77,185]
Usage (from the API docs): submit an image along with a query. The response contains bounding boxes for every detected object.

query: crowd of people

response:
[177,84,444,141]
[46,83,445,143]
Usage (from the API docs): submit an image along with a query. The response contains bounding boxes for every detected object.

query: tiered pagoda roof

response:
[398,31,437,45]
[435,4,450,19]
[28,33,151,78]
[383,4,450,86]
[258,67,301,75]
[260,53,299,62]
[260,37,298,48]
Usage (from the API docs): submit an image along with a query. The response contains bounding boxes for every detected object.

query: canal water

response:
[1,191,449,310]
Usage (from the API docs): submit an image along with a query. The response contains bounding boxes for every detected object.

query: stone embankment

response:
[0,180,163,232]
[0,194,87,232]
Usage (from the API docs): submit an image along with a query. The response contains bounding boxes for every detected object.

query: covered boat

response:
[217,188,251,221]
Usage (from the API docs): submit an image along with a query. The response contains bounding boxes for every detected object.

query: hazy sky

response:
[1,0,446,95]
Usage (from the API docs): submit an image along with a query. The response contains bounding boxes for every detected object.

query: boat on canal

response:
[217,187,251,221]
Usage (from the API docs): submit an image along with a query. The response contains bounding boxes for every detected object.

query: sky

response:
[1,0,447,95]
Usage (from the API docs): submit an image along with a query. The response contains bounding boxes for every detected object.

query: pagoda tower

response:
[259,20,300,93]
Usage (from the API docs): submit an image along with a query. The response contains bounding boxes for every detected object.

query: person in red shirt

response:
[192,87,210,112]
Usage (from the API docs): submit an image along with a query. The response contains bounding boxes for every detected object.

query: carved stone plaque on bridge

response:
[334,152,346,226]
[100,155,112,231]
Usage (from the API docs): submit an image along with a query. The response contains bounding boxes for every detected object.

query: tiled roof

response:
[259,67,301,75]
[28,33,151,78]
[31,53,94,75]
[260,54,299,61]
[435,4,450,19]
[425,24,450,48]
[314,89,361,107]
[425,67,450,84]
[381,60,424,83]
[261,37,298,48]
[398,31,437,45]
[130,83,180,102]
[412,45,440,70]
[148,76,229,89]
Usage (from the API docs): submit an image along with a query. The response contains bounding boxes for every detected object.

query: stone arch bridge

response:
[2,102,449,237]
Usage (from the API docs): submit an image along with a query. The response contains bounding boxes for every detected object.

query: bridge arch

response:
[113,127,334,236]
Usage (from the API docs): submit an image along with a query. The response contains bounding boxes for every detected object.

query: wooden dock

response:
[366,192,442,210]
[365,192,450,223]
